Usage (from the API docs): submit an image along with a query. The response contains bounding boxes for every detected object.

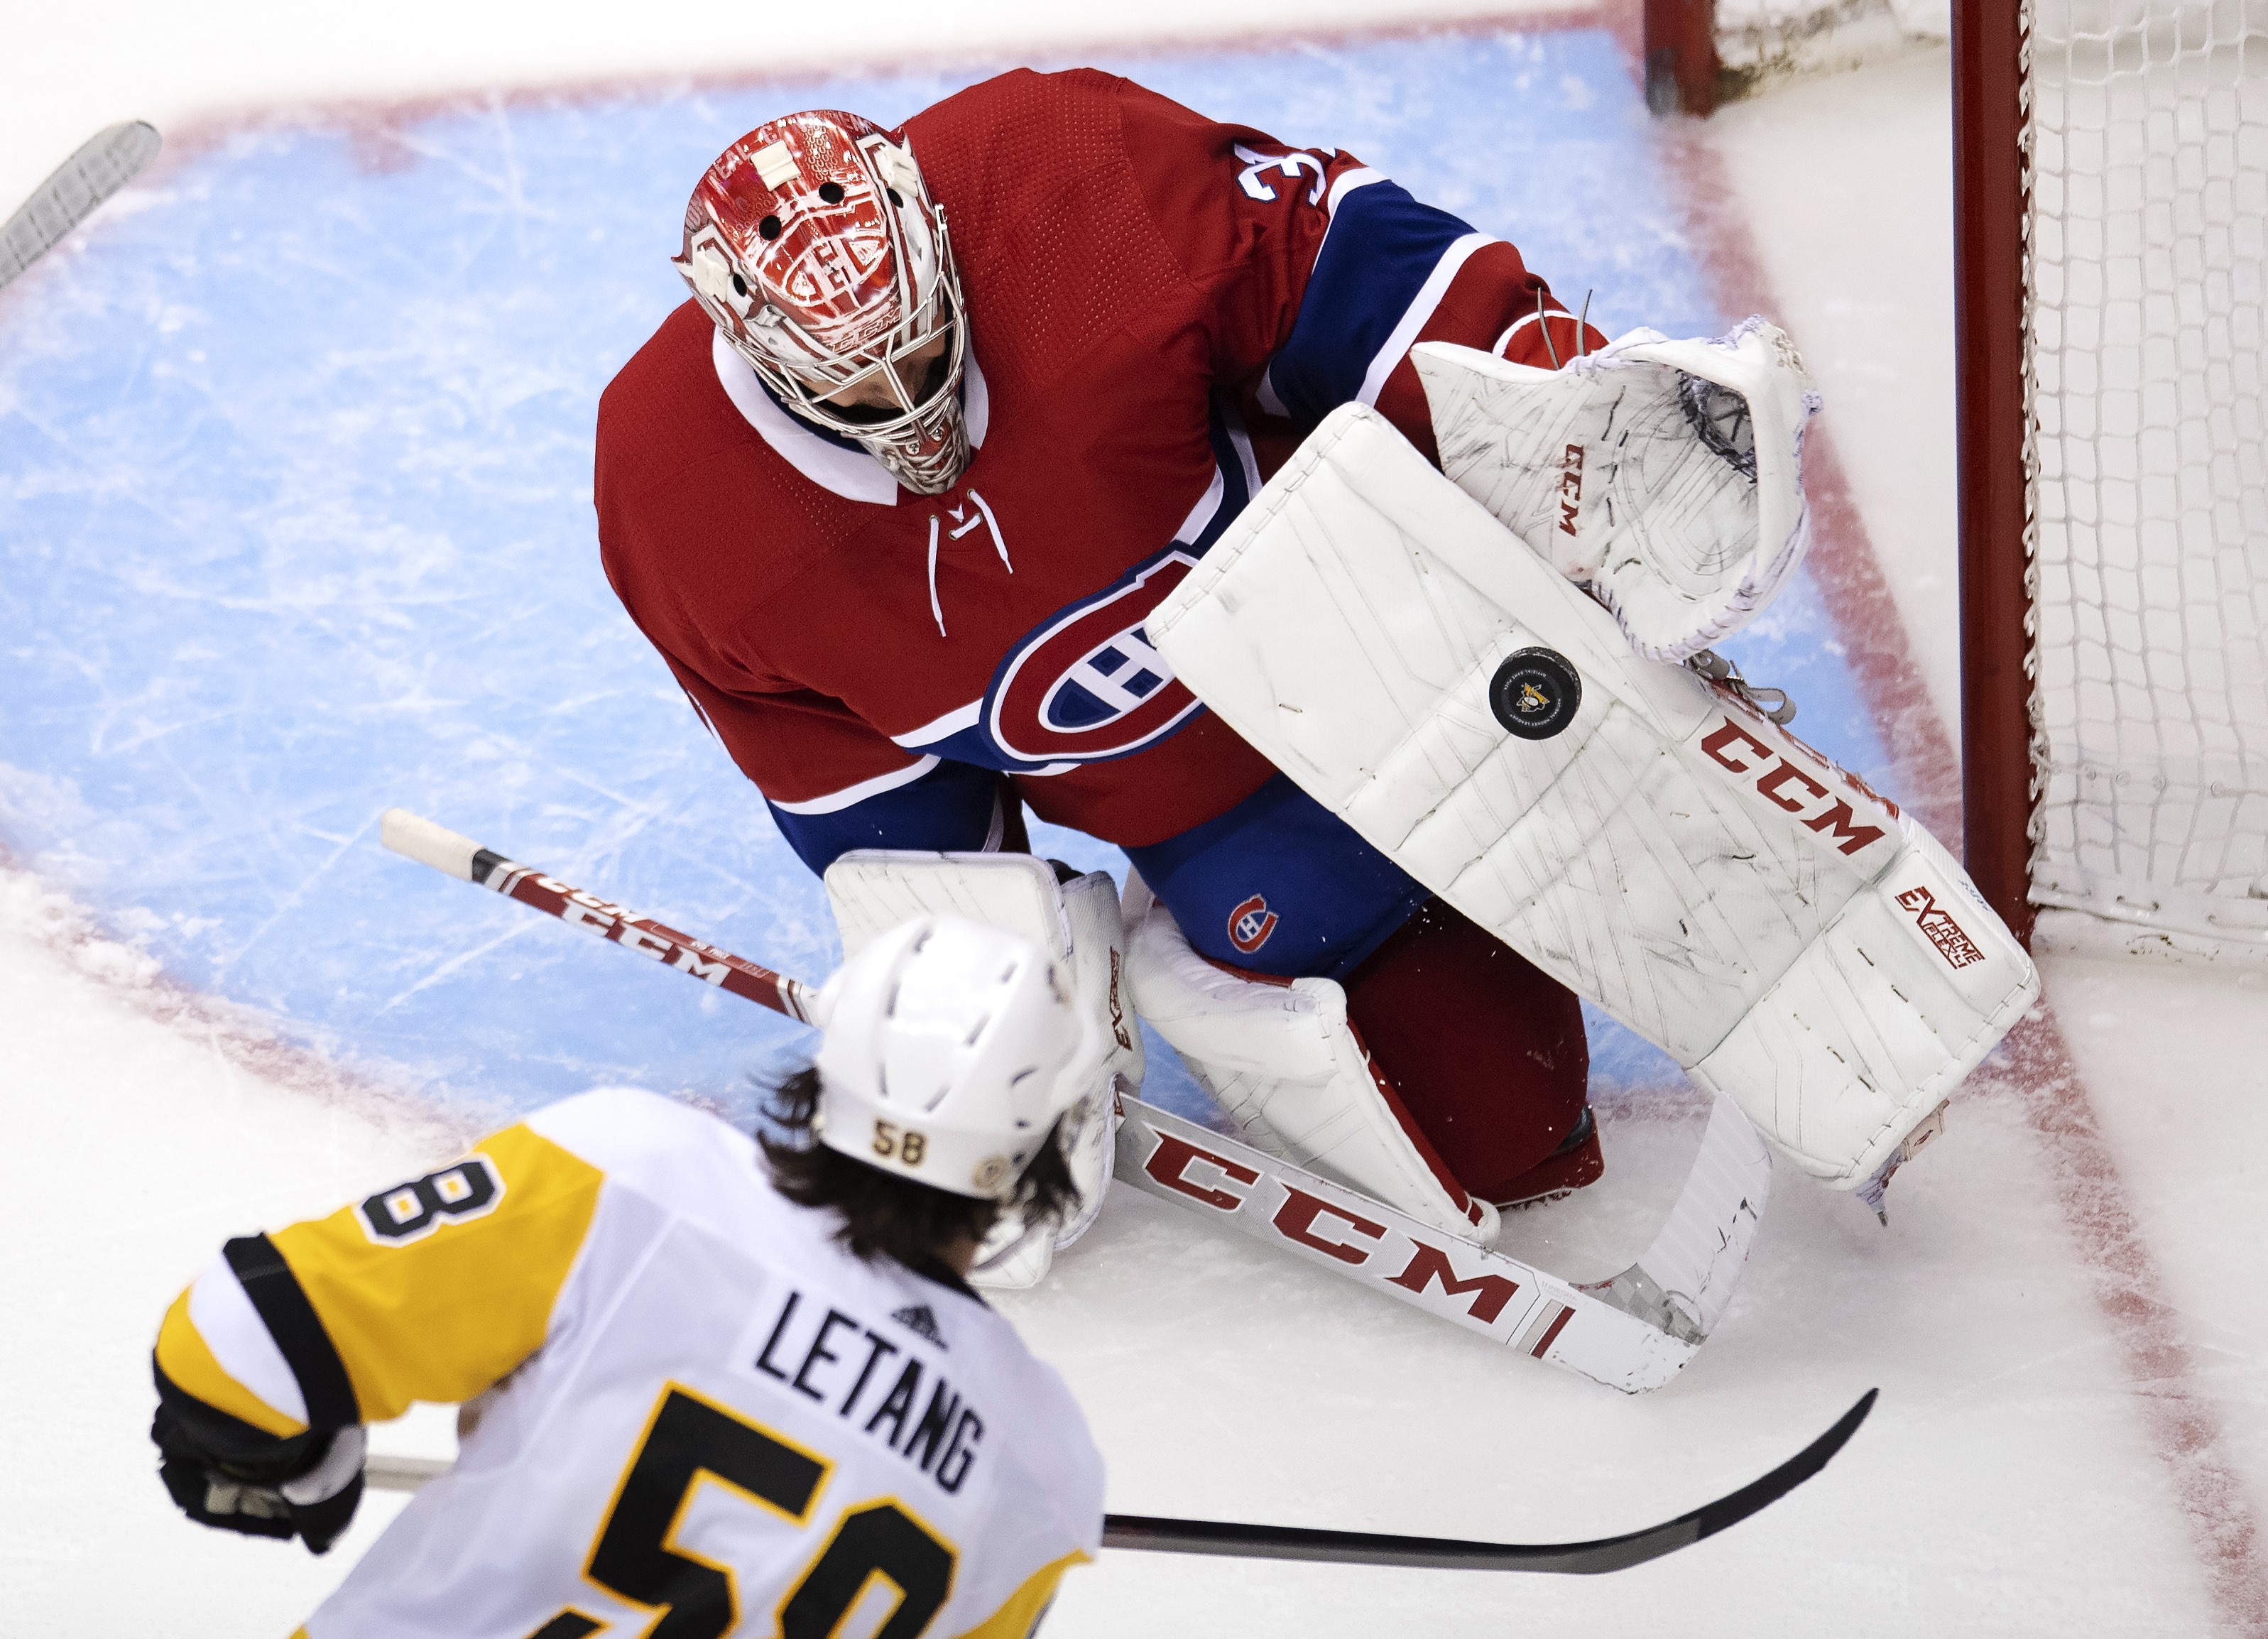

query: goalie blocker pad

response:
[824,851,1141,1287]
[1148,404,2039,1188]
[1121,871,1499,1246]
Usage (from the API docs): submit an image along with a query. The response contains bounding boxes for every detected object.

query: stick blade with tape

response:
[381,807,485,882]
[1,121,161,291]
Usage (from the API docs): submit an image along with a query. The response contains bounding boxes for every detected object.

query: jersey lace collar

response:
[709,328,991,506]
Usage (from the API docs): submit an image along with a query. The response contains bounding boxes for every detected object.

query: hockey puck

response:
[1489,648,1582,740]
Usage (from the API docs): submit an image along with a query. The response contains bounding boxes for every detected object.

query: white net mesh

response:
[1711,0,1948,98]
[2027,0,2268,958]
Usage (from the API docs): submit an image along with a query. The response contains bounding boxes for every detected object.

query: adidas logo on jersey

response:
[891,1304,947,1349]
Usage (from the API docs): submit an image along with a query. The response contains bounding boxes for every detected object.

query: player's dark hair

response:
[758,1065,1079,1271]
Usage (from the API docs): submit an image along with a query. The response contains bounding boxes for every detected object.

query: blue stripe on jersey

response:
[1126,773,1431,979]
[766,759,1002,874]
[1263,181,1477,425]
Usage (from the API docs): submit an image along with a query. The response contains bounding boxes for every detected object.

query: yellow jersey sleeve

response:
[155,1120,604,1435]
[953,1549,1089,1639]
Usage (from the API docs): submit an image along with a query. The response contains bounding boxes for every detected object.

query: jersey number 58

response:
[530,1382,955,1639]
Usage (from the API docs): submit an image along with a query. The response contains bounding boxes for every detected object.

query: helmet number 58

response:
[872,1121,927,1166]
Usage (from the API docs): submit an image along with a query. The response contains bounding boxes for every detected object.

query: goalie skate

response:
[1417,316,1821,662]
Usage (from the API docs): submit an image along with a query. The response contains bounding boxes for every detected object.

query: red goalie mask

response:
[675,111,970,495]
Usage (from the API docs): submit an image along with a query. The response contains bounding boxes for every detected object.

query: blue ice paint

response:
[0,31,1886,1121]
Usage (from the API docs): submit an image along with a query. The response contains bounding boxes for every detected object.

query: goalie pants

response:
[1342,895,1593,1204]
[1128,774,1594,1202]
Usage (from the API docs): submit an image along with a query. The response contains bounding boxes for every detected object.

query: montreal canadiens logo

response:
[1227,894,1279,954]
[985,551,1206,764]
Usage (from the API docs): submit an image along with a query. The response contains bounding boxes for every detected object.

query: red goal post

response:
[1951,0,2036,947]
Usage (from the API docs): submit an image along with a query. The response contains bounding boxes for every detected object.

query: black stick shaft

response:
[1099,1390,1873,1573]
[369,1393,1872,1574]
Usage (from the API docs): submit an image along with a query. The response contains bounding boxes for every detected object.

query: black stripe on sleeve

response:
[222,1234,361,1428]
[151,1358,317,1472]
[524,1613,604,1639]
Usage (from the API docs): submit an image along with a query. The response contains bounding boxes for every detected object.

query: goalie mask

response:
[676,111,971,496]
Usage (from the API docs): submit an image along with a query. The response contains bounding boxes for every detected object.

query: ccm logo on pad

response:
[1700,717,1890,856]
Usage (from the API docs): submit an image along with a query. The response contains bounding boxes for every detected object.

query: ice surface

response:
[4,13,2261,1638]
[0,27,1880,1123]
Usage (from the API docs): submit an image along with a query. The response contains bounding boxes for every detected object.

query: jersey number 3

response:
[530,1383,956,1639]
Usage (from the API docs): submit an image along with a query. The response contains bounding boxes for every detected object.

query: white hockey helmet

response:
[675,110,971,496]
[812,916,1098,1201]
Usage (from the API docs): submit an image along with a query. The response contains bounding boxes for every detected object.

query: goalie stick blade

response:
[1098,1389,1875,1572]
[1,121,160,291]
[1114,1096,1717,1391]
[368,1392,1873,1573]
[1584,1092,1772,1344]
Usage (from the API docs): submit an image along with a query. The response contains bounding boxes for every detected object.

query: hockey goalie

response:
[595,67,2037,1285]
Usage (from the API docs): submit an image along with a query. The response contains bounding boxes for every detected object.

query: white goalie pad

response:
[1417,316,1822,662]
[1147,403,2039,1189]
[1121,872,1500,1247]
[823,851,1142,1288]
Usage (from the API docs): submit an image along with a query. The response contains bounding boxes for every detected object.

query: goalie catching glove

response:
[1419,316,1821,662]
[1147,403,2037,1192]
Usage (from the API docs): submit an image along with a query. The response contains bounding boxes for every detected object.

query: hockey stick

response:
[379,808,1767,1390]
[364,1388,1872,1572]
[1,122,161,291]
[379,809,821,1023]
[1113,1093,1761,1393]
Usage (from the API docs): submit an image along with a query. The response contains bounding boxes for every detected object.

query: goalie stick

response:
[1,122,161,291]
[380,808,1770,1391]
[379,808,821,1022]
[363,1389,1872,1572]
[1113,1091,1765,1392]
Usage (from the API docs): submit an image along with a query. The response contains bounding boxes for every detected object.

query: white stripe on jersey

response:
[186,1250,306,1427]
[1356,231,1498,408]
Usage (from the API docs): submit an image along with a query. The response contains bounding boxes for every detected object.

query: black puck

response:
[1489,647,1582,740]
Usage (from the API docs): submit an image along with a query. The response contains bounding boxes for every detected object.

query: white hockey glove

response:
[824,851,1140,1290]
[1417,316,1821,662]
[1121,872,1500,1246]
[1149,404,2039,1192]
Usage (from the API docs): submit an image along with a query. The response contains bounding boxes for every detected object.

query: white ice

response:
[6,9,2268,1637]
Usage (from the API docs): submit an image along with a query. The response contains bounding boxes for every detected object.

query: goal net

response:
[2024,0,2268,960]
[1709,0,1949,99]
[1661,0,2268,962]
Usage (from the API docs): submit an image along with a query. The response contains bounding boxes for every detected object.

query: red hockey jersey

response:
[597,68,1601,974]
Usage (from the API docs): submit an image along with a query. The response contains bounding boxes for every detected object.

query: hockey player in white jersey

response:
[149,915,1106,1639]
